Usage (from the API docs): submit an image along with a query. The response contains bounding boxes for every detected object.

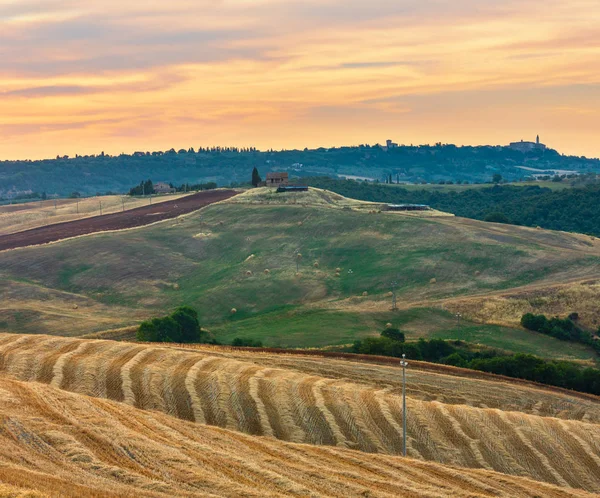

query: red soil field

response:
[0,189,237,251]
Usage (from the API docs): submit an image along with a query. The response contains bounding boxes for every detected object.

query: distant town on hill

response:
[2,139,599,198]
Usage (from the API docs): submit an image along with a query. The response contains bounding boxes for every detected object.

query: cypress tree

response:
[251,167,262,187]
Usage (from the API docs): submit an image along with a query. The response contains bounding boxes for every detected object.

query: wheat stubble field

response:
[0,376,593,498]
[0,333,599,496]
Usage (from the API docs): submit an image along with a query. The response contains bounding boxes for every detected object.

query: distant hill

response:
[2,143,599,198]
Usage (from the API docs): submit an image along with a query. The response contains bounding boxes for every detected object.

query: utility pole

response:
[295,253,302,273]
[390,280,398,310]
[400,353,408,457]
[121,197,125,212]
[456,312,462,327]
[99,200,102,215]
[76,199,79,214]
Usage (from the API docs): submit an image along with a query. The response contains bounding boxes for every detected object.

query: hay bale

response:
[264,269,270,274]
[298,221,303,226]
[230,308,237,315]
[362,291,368,297]
[173,283,180,290]
[335,268,342,272]
[72,304,79,310]
[245,254,255,262]
[430,278,437,284]
[385,322,393,329]
[295,272,302,278]
[245,270,253,276]
[474,271,481,277]
[386,291,393,297]
[313,262,319,268]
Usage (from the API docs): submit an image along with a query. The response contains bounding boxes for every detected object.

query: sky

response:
[0,0,599,160]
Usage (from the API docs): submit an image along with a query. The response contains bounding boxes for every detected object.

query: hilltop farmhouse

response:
[265,172,289,187]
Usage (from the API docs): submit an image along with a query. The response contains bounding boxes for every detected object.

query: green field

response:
[210,306,597,363]
[1,188,599,362]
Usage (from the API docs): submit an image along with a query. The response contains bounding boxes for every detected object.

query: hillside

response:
[2,144,600,198]
[1,188,600,364]
[0,333,599,495]
[305,177,600,237]
[0,375,593,498]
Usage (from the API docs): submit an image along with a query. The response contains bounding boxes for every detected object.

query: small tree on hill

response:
[381,327,405,342]
[251,167,262,187]
[137,306,205,343]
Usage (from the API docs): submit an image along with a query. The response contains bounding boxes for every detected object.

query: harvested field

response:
[1,334,599,493]
[0,376,591,498]
[0,190,237,251]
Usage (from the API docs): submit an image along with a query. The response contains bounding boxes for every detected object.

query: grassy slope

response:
[211,307,596,362]
[1,188,599,361]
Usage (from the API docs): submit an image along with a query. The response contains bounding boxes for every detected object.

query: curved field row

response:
[0,334,599,493]
[151,343,600,423]
[0,376,593,498]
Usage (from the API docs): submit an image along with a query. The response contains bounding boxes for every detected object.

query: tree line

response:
[351,327,600,396]
[303,177,600,236]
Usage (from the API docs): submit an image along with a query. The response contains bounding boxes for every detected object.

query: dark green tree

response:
[171,306,202,343]
[381,328,405,342]
[484,212,510,224]
[251,167,262,187]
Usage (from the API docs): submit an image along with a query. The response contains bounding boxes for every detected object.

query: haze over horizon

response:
[1,0,599,160]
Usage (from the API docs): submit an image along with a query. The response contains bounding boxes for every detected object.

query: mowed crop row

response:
[0,376,592,498]
[0,334,599,493]
[190,346,600,422]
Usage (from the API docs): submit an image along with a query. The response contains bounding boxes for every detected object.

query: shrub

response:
[381,328,405,342]
[137,306,204,344]
[232,337,263,348]
[484,212,510,224]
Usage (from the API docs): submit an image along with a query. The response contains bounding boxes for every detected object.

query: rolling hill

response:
[1,188,599,364]
[0,333,599,494]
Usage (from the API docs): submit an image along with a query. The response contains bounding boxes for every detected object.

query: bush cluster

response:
[521,313,600,353]
[137,306,209,343]
[231,337,263,348]
[352,328,600,396]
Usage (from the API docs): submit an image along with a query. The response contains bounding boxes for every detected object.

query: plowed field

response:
[0,190,237,251]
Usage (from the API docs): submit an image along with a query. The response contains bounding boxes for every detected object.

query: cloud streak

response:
[0,0,599,159]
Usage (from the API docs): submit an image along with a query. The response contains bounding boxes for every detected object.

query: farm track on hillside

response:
[0,376,594,498]
[0,334,599,493]
[0,190,237,251]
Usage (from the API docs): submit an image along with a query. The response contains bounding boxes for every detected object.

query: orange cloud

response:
[0,0,599,159]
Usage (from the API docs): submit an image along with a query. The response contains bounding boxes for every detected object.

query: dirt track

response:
[0,189,237,251]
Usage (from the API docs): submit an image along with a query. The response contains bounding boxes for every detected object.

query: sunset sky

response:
[1,0,599,160]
